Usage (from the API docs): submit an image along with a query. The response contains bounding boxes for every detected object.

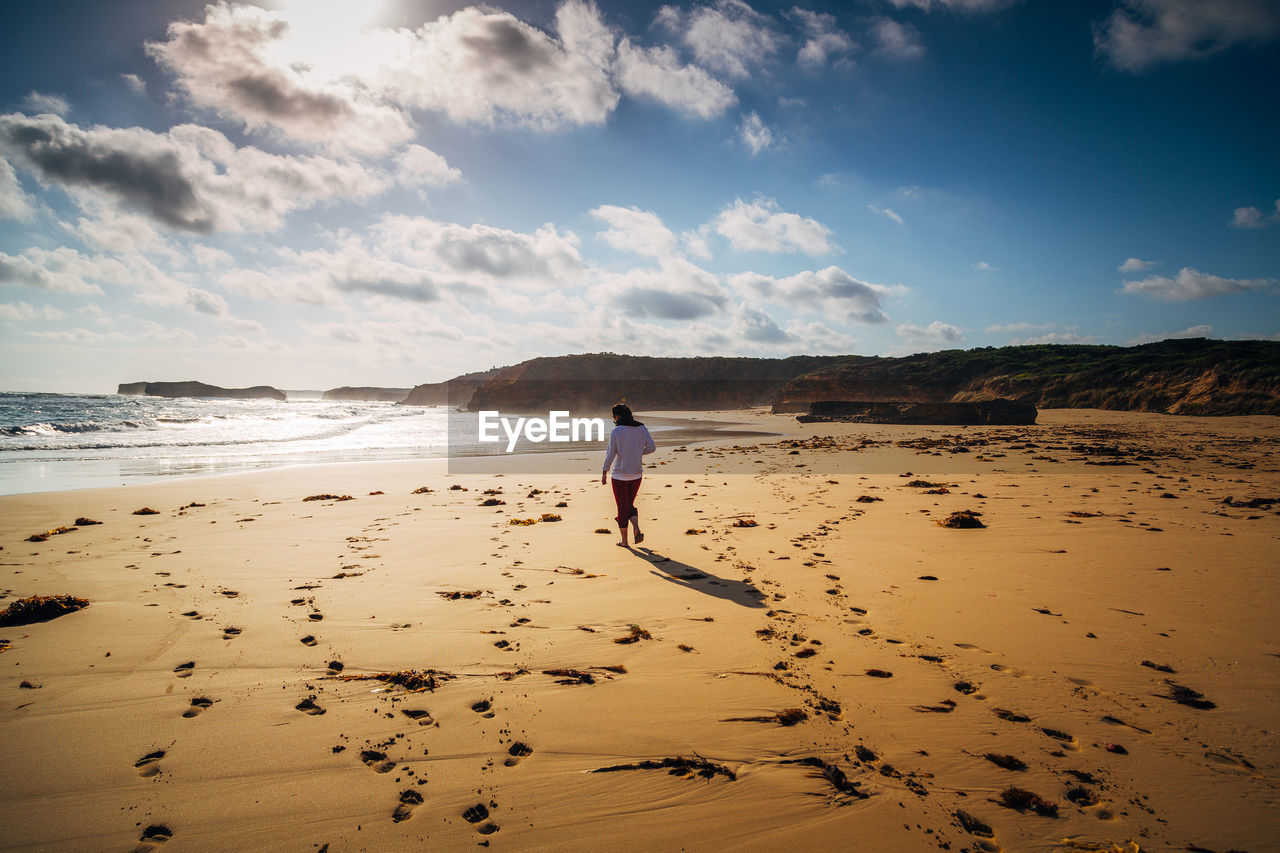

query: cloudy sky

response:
[1,0,1277,392]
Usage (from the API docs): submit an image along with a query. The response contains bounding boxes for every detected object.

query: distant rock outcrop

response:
[116,381,286,401]
[322,387,410,402]
[796,399,1037,425]
[773,339,1280,417]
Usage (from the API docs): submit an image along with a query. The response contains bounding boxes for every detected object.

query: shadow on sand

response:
[631,547,768,609]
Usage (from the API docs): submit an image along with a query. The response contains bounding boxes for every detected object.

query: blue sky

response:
[1,0,1277,392]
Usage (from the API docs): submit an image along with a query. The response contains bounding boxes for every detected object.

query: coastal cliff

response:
[772,339,1280,416]
[462,354,847,413]
[116,381,286,401]
[322,387,410,402]
[400,367,508,407]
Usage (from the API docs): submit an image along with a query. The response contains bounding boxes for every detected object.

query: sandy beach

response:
[1,409,1277,852]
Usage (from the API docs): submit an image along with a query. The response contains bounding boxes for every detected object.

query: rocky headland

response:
[321,387,410,403]
[116,381,286,401]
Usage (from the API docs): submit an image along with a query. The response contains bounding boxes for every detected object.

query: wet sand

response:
[0,409,1277,851]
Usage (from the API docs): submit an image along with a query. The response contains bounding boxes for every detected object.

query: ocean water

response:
[0,392,451,495]
[0,393,768,495]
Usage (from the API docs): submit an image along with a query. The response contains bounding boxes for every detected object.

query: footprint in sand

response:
[401,709,434,725]
[392,789,424,822]
[133,824,172,852]
[134,750,166,778]
[308,613,324,621]
[295,697,326,715]
[219,590,239,598]
[1039,726,1080,751]
[300,635,318,646]
[183,697,213,718]
[173,661,195,678]
[463,804,499,835]
[221,627,241,640]
[327,660,344,675]
[361,749,396,773]
[504,742,532,767]
[180,611,202,620]
[472,699,495,718]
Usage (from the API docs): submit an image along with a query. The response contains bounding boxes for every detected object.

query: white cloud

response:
[591,205,677,257]
[713,197,837,254]
[146,3,415,153]
[1119,257,1156,272]
[594,257,729,320]
[192,245,235,267]
[374,215,584,289]
[972,260,995,271]
[985,321,1056,334]
[30,320,197,345]
[121,74,146,94]
[868,204,905,226]
[614,39,737,119]
[1094,0,1280,72]
[787,8,856,69]
[368,4,618,130]
[0,113,386,233]
[731,266,891,323]
[21,92,69,116]
[0,247,107,294]
[0,157,35,222]
[1128,324,1214,345]
[0,301,66,321]
[896,320,963,345]
[738,112,777,156]
[658,0,783,79]
[396,144,462,188]
[1120,266,1275,301]
[1230,200,1280,228]
[869,18,925,59]
[681,227,714,261]
[1009,331,1102,345]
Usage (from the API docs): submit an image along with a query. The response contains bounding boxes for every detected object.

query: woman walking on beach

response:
[601,403,655,547]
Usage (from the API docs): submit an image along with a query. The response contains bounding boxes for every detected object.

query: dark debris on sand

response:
[591,755,737,781]
[999,786,1059,817]
[302,494,354,502]
[337,669,456,693]
[938,510,986,529]
[1163,679,1217,710]
[0,594,89,626]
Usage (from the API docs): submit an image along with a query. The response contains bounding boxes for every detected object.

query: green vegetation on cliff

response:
[775,338,1280,416]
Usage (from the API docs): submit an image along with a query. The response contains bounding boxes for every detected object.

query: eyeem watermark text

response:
[477,411,608,452]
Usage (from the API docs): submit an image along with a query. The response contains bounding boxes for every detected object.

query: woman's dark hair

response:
[612,403,643,427]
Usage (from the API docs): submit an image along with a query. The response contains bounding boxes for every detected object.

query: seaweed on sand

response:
[780,757,869,799]
[0,594,89,626]
[337,669,455,693]
[999,786,1058,817]
[591,755,736,781]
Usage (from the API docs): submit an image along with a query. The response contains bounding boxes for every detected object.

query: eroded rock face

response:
[796,399,1038,425]
[116,381,286,401]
